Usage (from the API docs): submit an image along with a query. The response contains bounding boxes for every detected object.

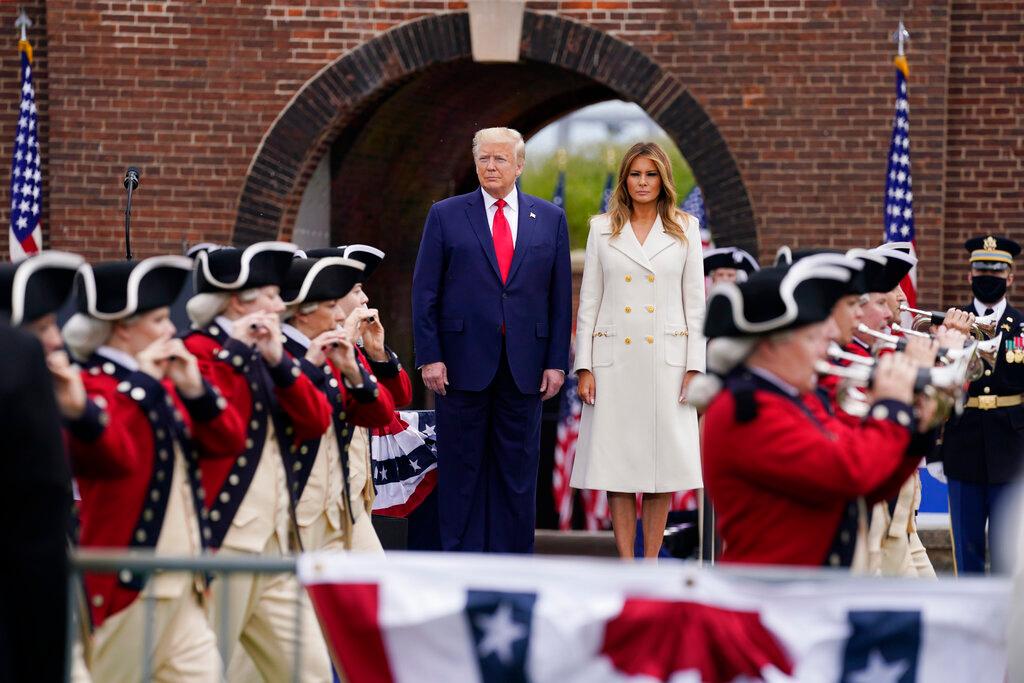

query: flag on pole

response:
[551,170,566,209]
[681,185,713,250]
[883,53,917,306]
[598,171,613,212]
[552,343,581,530]
[9,23,42,260]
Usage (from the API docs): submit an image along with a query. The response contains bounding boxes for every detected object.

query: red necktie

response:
[492,198,513,283]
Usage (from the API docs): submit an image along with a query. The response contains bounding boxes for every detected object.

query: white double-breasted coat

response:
[571,211,706,493]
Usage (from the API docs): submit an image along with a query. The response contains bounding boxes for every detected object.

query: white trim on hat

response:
[709,253,860,335]
[194,241,298,292]
[281,257,365,307]
[871,244,918,269]
[845,248,889,268]
[10,251,84,326]
[343,244,385,261]
[774,245,793,266]
[78,255,192,321]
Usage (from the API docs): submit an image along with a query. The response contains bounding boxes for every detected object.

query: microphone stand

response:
[123,167,140,260]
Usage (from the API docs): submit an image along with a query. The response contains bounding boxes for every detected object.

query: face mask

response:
[971,275,1007,304]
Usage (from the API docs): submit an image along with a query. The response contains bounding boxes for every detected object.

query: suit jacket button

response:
[625,275,632,283]
[624,337,632,345]
[645,336,654,344]
[502,293,508,299]
[624,306,632,313]
[647,275,655,283]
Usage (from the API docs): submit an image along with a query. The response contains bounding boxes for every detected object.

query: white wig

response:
[186,292,231,327]
[62,313,112,362]
[472,127,526,163]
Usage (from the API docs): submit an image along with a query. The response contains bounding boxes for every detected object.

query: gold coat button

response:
[624,306,632,313]
[646,305,655,313]
[624,337,632,345]
[625,275,632,283]
[983,386,991,394]
[647,274,655,283]
[985,370,992,377]
[645,336,654,344]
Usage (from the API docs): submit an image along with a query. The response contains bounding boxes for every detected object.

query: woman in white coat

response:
[571,141,706,559]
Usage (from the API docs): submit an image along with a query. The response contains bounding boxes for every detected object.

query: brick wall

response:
[0,0,1021,312]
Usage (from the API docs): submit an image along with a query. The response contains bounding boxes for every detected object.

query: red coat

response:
[702,369,923,567]
[182,327,331,547]
[67,358,242,627]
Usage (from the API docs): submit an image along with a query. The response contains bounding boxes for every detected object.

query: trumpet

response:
[899,304,998,339]
[827,343,875,367]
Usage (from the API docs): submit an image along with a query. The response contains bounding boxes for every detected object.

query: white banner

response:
[299,552,1010,683]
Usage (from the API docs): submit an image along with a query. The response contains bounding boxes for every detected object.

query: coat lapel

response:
[505,190,537,285]
[608,219,654,273]
[465,190,502,283]
[643,215,677,260]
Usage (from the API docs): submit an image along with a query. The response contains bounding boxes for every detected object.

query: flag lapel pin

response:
[530,212,537,219]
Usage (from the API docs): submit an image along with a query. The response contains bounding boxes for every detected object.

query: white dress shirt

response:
[974,297,1007,319]
[482,187,519,247]
[282,322,311,349]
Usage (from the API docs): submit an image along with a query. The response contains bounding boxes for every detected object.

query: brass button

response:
[645,336,654,344]
[625,275,632,283]
[647,274,655,283]
[985,370,992,377]
[983,386,991,394]
[646,305,655,313]
[624,337,632,345]
[624,306,632,313]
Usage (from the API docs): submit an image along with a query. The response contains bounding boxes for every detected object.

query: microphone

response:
[123,167,140,190]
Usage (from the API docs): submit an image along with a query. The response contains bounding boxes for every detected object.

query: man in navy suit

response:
[412,127,572,553]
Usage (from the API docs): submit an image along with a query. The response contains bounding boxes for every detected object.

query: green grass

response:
[520,139,695,249]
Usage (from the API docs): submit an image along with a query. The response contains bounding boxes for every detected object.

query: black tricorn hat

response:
[304,244,385,282]
[193,241,297,294]
[705,253,861,339]
[0,251,84,326]
[703,247,759,275]
[965,235,1021,272]
[281,257,365,306]
[852,245,916,292]
[74,256,193,321]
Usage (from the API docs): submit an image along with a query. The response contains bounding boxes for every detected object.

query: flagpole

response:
[15,9,31,42]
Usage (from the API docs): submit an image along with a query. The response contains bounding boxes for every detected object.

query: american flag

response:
[599,171,613,212]
[9,33,42,260]
[883,54,917,306]
[552,343,582,530]
[681,185,714,250]
[551,169,566,209]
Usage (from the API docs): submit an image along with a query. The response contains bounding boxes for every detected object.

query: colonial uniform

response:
[64,256,232,682]
[279,255,395,553]
[184,242,334,682]
[702,246,758,282]
[938,235,1024,573]
[0,252,86,683]
[305,245,414,552]
[701,256,924,568]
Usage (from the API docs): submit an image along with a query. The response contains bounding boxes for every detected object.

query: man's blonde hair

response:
[472,127,526,163]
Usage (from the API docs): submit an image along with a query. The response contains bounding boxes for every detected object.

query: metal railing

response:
[70,550,306,683]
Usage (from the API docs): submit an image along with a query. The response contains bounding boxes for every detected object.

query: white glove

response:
[926,461,947,484]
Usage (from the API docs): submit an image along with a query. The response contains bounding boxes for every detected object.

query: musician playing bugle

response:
[695,254,933,569]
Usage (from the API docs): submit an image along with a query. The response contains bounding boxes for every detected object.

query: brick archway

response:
[233,11,756,254]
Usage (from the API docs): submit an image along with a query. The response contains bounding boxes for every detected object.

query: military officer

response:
[279,255,396,552]
[183,242,334,681]
[304,244,413,552]
[61,255,241,682]
[702,246,759,285]
[698,254,928,568]
[938,235,1024,574]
